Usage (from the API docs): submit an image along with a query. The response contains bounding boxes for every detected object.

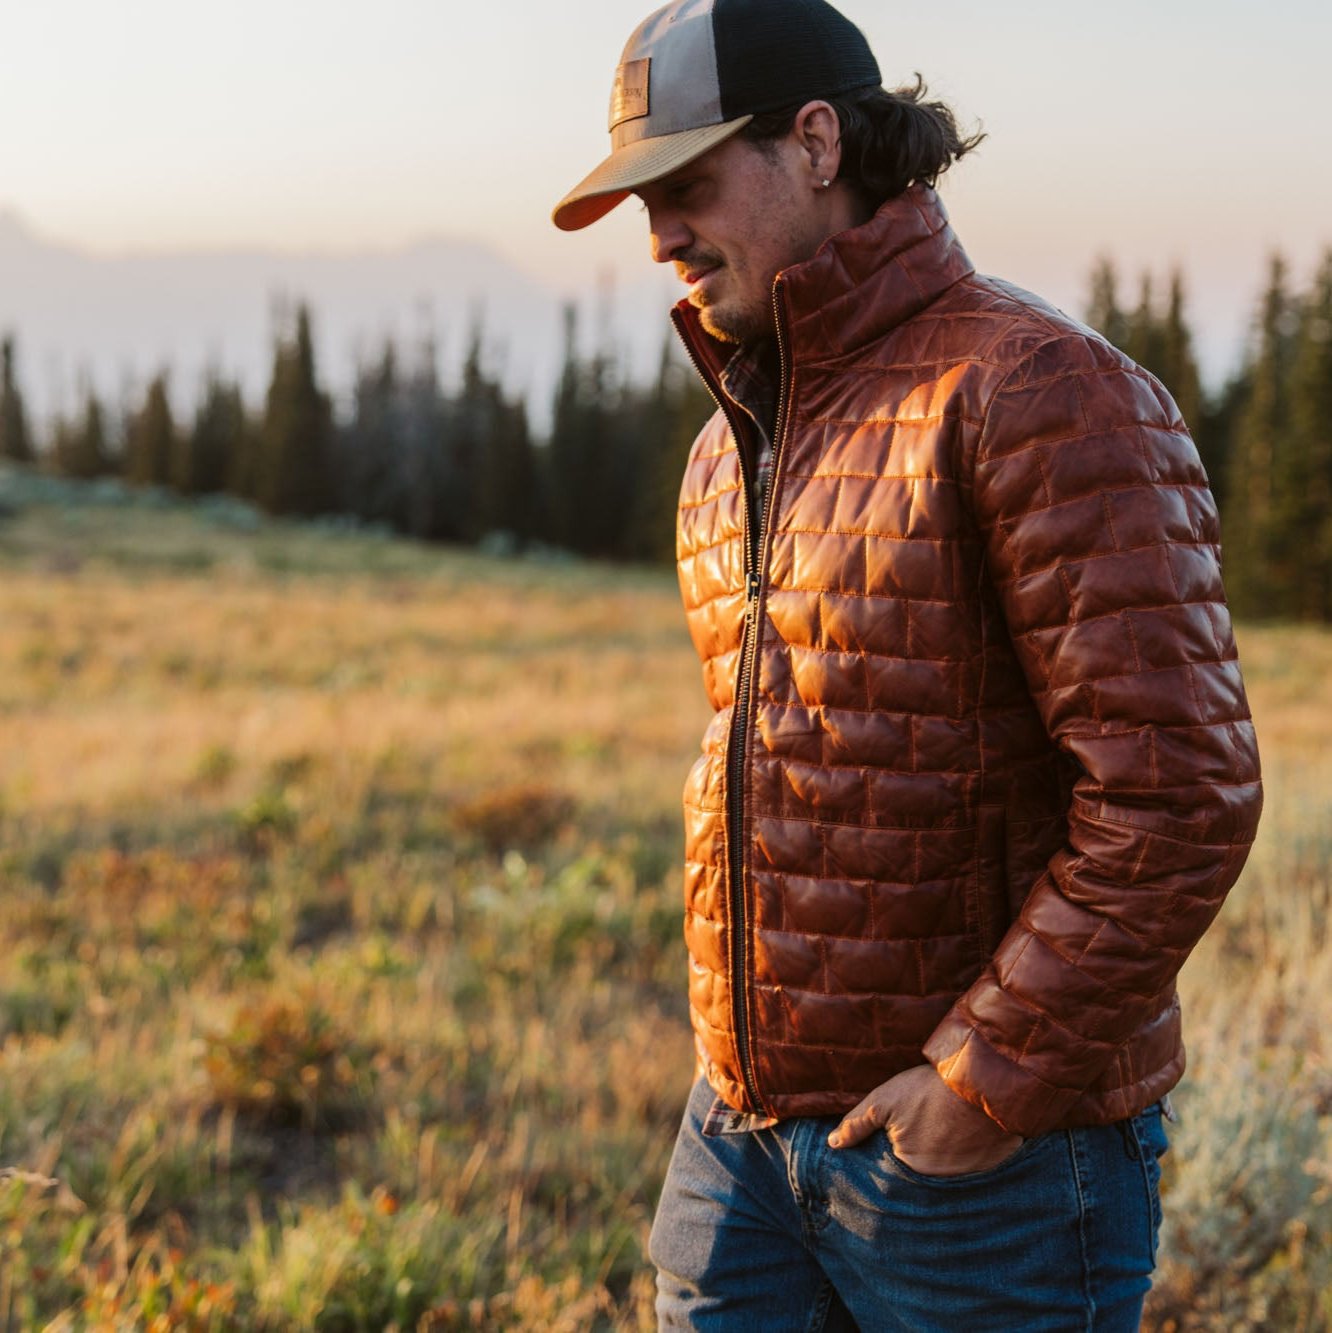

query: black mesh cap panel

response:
[711,0,882,121]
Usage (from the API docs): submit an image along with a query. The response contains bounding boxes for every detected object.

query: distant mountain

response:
[0,210,672,436]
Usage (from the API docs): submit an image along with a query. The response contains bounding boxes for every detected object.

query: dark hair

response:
[741,76,985,211]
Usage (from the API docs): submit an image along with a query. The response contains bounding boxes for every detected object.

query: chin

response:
[698,302,767,347]
[698,310,741,345]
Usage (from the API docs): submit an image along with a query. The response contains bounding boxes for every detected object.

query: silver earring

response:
[821,178,832,189]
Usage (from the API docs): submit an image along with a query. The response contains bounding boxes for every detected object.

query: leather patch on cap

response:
[609,58,650,129]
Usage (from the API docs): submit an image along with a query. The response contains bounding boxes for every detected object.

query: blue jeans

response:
[649,1077,1169,1331]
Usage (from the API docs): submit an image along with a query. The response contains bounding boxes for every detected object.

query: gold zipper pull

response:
[744,571,760,615]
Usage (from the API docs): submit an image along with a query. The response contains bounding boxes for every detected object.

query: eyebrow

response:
[634,169,709,210]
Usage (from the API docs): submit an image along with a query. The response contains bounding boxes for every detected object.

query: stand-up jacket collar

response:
[673,181,976,382]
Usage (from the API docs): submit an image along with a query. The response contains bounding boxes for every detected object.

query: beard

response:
[679,250,775,347]
[691,285,774,346]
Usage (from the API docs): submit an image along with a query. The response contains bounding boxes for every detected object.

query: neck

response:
[788,185,876,274]
[824,184,875,239]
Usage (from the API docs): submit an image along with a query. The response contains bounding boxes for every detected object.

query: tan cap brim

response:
[551,114,753,232]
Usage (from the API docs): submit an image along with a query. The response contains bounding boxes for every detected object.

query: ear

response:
[790,100,844,188]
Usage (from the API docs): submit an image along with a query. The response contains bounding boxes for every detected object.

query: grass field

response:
[1,478,1330,1330]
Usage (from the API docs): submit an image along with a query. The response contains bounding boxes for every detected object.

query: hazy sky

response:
[3,0,1330,381]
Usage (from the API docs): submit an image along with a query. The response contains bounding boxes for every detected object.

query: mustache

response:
[674,251,723,278]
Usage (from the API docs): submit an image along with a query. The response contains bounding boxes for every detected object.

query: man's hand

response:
[826,1064,1024,1176]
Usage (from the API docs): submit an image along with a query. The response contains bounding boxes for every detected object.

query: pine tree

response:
[1285,251,1332,620]
[126,373,176,486]
[180,374,246,495]
[545,304,630,556]
[497,399,539,542]
[1085,257,1128,351]
[1123,274,1167,377]
[628,327,716,562]
[435,323,540,546]
[53,384,110,479]
[1087,261,1205,439]
[1224,256,1298,617]
[0,335,34,463]
[226,408,263,502]
[1199,371,1247,519]
[400,338,452,541]
[545,305,584,549]
[1159,270,1204,433]
[1150,268,1224,512]
[341,340,405,526]
[444,325,490,543]
[257,305,333,516]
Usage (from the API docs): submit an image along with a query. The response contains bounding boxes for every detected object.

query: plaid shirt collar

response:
[702,1093,780,1137]
[718,338,779,523]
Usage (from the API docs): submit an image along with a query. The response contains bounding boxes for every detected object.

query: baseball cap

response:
[551,0,881,232]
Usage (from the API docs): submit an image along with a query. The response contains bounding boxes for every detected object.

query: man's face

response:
[634,132,831,346]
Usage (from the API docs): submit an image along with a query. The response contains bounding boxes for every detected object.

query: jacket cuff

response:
[922,1012,1083,1139]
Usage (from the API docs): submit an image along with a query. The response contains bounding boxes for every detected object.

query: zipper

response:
[672,288,793,1115]
[724,283,794,1113]
[727,578,762,1108]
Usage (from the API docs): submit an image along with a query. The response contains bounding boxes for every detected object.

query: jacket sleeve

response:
[921,331,1263,1138]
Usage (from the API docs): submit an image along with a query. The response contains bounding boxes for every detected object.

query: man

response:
[552,1,1262,1328]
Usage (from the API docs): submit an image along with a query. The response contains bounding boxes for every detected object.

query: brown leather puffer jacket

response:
[672,183,1262,1139]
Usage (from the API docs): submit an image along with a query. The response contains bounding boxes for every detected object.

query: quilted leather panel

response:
[674,184,1262,1136]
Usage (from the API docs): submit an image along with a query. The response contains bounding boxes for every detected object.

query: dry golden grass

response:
[1139,626,1332,1331]
[0,564,705,822]
[0,500,703,1328]
[0,493,1329,1329]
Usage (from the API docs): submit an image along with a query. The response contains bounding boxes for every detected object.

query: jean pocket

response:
[1132,1102,1171,1163]
[880,1129,1050,1188]
[1129,1103,1170,1261]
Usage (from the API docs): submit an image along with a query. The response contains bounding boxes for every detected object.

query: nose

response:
[649,208,692,264]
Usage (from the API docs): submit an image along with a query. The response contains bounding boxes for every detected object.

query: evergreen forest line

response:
[1,250,1330,619]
